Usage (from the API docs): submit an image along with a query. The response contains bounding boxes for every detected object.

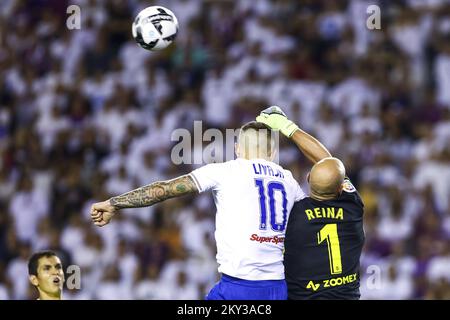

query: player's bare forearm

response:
[109,175,198,209]
[290,129,331,164]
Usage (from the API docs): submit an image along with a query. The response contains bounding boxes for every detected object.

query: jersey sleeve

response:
[189,163,226,193]
[341,178,357,193]
[341,177,364,207]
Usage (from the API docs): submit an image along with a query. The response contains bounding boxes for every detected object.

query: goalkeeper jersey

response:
[284,178,365,299]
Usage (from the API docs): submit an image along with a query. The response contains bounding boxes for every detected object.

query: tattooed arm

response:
[90,175,198,227]
[110,174,197,208]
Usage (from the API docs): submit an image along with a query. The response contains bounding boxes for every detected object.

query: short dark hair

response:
[240,121,275,153]
[240,120,272,132]
[28,251,58,276]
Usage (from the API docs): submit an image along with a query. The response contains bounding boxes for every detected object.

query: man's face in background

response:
[30,255,64,298]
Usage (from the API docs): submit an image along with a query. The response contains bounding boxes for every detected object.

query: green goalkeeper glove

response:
[256,106,299,138]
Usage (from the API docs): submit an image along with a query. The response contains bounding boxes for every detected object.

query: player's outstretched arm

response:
[91,175,198,227]
[289,128,331,164]
[256,106,331,164]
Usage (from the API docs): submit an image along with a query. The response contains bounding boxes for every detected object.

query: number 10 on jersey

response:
[255,179,288,232]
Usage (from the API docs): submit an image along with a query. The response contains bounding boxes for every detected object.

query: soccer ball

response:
[132,6,178,51]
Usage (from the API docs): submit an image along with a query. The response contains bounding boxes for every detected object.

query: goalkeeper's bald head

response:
[308,157,345,200]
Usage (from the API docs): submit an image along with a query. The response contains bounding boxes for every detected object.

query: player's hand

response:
[90,200,117,227]
[256,106,299,138]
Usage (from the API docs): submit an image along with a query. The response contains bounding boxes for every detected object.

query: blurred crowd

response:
[0,0,449,300]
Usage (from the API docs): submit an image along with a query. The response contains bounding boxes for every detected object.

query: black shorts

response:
[288,287,360,300]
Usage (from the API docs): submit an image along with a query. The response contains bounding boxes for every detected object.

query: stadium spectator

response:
[28,250,64,300]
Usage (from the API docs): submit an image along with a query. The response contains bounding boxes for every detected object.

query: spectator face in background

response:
[28,251,64,300]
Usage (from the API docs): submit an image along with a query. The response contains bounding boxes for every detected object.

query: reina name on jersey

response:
[305,207,344,220]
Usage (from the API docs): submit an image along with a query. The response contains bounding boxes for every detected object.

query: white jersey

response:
[190,158,305,280]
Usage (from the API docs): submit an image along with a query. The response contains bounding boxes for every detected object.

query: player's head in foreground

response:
[28,251,64,300]
[235,121,277,161]
[308,157,345,201]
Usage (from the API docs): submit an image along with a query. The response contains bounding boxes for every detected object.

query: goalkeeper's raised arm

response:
[256,106,331,164]
[90,175,198,227]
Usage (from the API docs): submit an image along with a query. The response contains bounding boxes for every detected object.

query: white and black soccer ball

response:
[132,6,178,51]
